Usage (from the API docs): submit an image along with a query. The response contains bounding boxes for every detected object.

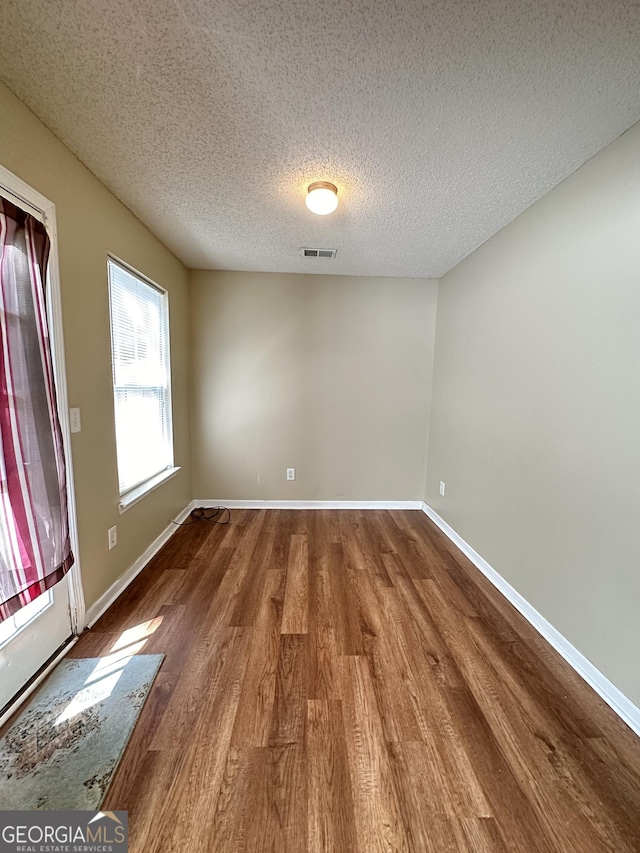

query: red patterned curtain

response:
[0,197,74,622]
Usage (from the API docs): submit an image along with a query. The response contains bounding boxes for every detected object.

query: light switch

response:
[69,408,81,433]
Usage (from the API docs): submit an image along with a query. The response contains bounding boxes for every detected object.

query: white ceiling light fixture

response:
[305,181,338,215]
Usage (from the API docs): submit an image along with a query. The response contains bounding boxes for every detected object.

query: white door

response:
[0,578,72,712]
[0,170,80,715]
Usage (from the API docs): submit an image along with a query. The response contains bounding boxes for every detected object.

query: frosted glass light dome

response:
[305,181,338,215]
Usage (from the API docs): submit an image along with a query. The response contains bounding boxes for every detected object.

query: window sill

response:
[118,467,181,514]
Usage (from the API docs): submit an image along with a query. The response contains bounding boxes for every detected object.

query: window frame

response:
[107,255,178,512]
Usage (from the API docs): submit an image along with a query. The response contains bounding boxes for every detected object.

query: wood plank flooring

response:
[68,510,640,851]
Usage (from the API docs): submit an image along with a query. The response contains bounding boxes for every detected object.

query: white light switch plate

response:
[69,408,81,433]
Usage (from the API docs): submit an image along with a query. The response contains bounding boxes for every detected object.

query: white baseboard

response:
[84,503,193,628]
[193,499,423,510]
[421,502,640,738]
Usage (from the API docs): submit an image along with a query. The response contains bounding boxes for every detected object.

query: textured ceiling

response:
[1,1,639,278]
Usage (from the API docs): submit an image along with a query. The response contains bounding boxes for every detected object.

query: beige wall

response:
[0,81,191,610]
[426,121,640,704]
[5,68,637,713]
[190,270,437,501]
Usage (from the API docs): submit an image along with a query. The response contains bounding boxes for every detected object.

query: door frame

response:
[0,163,86,635]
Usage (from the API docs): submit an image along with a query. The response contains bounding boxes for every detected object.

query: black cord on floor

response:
[171,506,231,526]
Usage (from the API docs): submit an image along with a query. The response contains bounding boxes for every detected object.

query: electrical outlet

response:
[69,408,81,433]
[108,525,118,550]
[439,481,446,497]
[286,468,295,481]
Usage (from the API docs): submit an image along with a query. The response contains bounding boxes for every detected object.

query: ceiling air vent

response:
[301,247,337,259]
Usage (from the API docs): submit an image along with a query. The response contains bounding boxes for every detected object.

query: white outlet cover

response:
[439,481,446,496]
[286,468,295,481]
[108,525,117,549]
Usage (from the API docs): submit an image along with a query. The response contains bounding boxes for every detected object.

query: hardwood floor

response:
[69,510,640,851]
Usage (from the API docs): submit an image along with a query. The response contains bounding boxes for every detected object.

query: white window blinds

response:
[108,259,173,495]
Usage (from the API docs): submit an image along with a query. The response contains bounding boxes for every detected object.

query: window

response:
[0,591,52,649]
[108,258,175,508]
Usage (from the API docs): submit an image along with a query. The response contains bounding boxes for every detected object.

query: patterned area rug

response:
[0,653,163,809]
